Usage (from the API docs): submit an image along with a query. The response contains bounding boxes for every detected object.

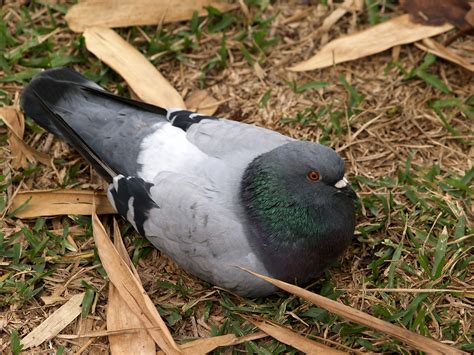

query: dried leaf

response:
[289,15,453,72]
[415,38,474,72]
[84,27,185,109]
[107,220,156,354]
[248,319,346,355]
[21,293,84,349]
[66,0,237,32]
[9,190,115,218]
[0,106,51,168]
[184,90,219,116]
[464,2,474,27]
[244,269,466,355]
[91,212,180,354]
[157,333,267,354]
[400,0,473,30]
[180,334,237,354]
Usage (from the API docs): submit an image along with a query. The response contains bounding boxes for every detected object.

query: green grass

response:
[0,1,473,354]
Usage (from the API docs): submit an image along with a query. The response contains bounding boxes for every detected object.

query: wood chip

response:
[184,90,219,116]
[0,106,51,168]
[248,319,346,355]
[415,38,474,72]
[243,269,467,355]
[8,190,115,218]
[92,212,180,354]
[66,0,237,32]
[84,27,185,109]
[289,14,453,72]
[21,293,84,349]
[107,220,156,354]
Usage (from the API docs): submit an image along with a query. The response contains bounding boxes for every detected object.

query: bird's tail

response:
[21,68,117,180]
[20,68,168,181]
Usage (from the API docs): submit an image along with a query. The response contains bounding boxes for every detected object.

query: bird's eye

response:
[307,171,320,182]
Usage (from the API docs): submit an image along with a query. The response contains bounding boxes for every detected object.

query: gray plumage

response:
[21,68,357,297]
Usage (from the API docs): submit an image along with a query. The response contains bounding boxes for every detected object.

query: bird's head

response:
[240,141,357,282]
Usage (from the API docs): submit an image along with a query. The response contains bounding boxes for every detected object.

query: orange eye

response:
[307,171,320,181]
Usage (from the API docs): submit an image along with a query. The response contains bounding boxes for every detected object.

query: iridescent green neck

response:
[240,157,326,245]
[240,149,356,284]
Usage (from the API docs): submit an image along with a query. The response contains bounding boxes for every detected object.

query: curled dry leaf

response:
[0,106,51,168]
[400,0,474,30]
[9,190,115,218]
[21,293,84,349]
[289,14,453,71]
[84,27,185,109]
[107,219,155,354]
[248,319,346,355]
[184,90,219,116]
[66,0,237,32]
[244,269,467,355]
[91,212,180,354]
[415,38,474,72]
[465,2,474,27]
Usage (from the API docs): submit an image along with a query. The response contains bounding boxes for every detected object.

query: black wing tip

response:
[110,175,158,236]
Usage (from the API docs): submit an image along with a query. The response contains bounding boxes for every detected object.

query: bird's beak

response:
[334,176,349,189]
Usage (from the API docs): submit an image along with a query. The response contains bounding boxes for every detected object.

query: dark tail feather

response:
[30,92,117,180]
[20,68,118,181]
[20,68,169,180]
[20,68,102,139]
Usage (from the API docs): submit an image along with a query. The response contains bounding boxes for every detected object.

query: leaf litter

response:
[1,0,472,354]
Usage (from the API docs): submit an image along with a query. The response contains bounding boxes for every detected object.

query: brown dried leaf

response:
[415,38,474,72]
[180,334,237,354]
[91,212,180,354]
[157,333,267,354]
[465,2,474,27]
[84,27,185,109]
[244,269,467,355]
[184,90,219,116]
[248,319,346,355]
[66,0,237,32]
[107,220,156,354]
[0,106,51,168]
[400,0,473,30]
[21,293,84,349]
[9,190,115,218]
[289,14,453,72]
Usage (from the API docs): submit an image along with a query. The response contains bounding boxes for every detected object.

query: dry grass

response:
[0,1,472,353]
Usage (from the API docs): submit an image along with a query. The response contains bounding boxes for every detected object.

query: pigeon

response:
[21,68,357,297]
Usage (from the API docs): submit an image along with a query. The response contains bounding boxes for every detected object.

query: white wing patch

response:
[137,122,208,181]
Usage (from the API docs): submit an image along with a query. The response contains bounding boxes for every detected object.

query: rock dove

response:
[21,68,357,297]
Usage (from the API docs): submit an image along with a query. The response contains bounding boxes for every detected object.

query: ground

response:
[0,0,473,354]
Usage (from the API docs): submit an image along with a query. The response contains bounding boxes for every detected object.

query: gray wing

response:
[141,171,277,296]
[185,119,293,159]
